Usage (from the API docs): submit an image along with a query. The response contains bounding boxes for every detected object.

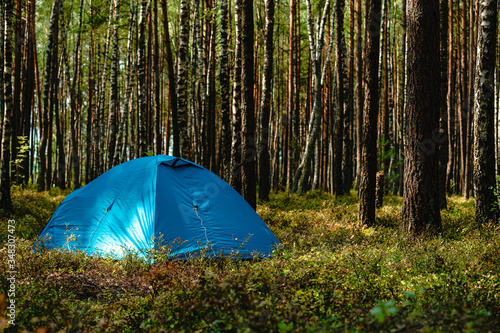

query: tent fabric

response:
[37,155,279,259]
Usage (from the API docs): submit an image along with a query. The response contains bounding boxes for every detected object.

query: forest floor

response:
[1,188,499,332]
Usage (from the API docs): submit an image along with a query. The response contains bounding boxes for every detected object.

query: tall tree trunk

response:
[70,0,84,189]
[0,0,13,210]
[115,0,136,165]
[438,0,449,208]
[11,0,22,184]
[137,0,150,157]
[398,0,407,196]
[0,0,4,160]
[402,0,442,234]
[55,9,65,189]
[177,0,190,158]
[160,0,177,157]
[285,0,296,189]
[473,0,498,224]
[381,0,390,184]
[220,0,231,181]
[334,0,346,196]
[230,0,242,193]
[241,0,256,209]
[21,0,36,185]
[344,0,355,193]
[86,0,95,183]
[38,0,61,191]
[258,0,275,202]
[107,0,119,168]
[293,0,334,193]
[358,0,382,226]
[355,0,363,190]
[446,0,455,194]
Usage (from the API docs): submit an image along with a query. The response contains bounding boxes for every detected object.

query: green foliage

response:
[1,189,499,332]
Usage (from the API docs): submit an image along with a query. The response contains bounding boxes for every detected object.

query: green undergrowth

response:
[1,189,499,332]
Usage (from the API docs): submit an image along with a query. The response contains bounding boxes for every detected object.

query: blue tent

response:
[37,155,279,259]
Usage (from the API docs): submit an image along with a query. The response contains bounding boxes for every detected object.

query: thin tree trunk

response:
[446,0,455,194]
[21,0,36,186]
[358,0,382,226]
[107,0,119,168]
[137,0,150,157]
[69,0,84,189]
[334,0,346,196]
[293,0,334,193]
[220,0,231,181]
[115,0,136,165]
[344,0,355,193]
[160,0,177,157]
[177,0,190,158]
[0,0,13,210]
[258,0,275,202]
[402,0,442,234]
[438,0,449,208]
[241,0,256,209]
[11,0,22,184]
[230,0,243,193]
[38,0,61,191]
[86,0,95,183]
[473,0,498,224]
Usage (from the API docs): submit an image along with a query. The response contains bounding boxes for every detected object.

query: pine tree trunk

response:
[21,0,36,185]
[38,0,61,191]
[241,0,256,209]
[344,0,355,193]
[358,0,381,226]
[220,0,231,181]
[473,0,498,225]
[86,0,95,183]
[293,0,333,193]
[177,0,190,158]
[107,0,119,168]
[446,0,455,195]
[137,0,149,157]
[258,0,275,202]
[230,0,243,194]
[69,0,84,189]
[153,0,161,156]
[334,0,346,196]
[0,0,4,158]
[438,0,449,208]
[402,0,442,234]
[115,0,136,165]
[355,0,363,190]
[0,0,13,210]
[11,0,22,184]
[160,0,177,157]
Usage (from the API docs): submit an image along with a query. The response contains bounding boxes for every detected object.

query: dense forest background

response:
[1,0,499,230]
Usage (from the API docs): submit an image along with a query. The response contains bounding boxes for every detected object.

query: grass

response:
[1,188,500,332]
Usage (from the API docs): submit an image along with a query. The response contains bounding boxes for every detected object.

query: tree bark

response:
[241,0,256,209]
[38,0,61,191]
[107,0,119,168]
[230,0,243,194]
[160,0,177,158]
[473,0,498,225]
[0,0,14,210]
[334,0,346,196]
[258,0,275,202]
[137,0,150,157]
[358,0,381,226]
[177,0,190,158]
[293,0,333,193]
[402,0,442,234]
[220,0,231,181]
